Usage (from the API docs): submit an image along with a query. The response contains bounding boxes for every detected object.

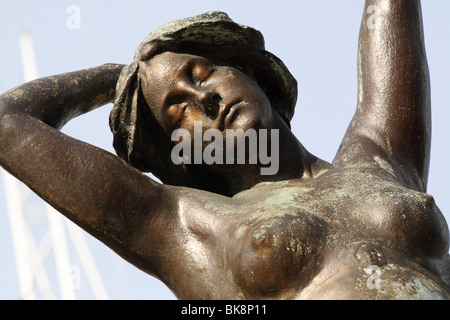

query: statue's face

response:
[139,52,273,136]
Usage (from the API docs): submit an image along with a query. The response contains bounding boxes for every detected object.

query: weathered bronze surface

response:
[0,1,449,299]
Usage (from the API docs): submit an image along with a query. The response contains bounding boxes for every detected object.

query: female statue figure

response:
[0,1,448,299]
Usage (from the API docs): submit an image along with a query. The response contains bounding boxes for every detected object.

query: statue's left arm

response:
[334,0,431,192]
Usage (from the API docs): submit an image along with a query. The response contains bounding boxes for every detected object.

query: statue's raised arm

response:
[334,0,431,192]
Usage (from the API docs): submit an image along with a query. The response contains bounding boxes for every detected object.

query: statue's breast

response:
[294,166,449,260]
[224,184,329,298]
[360,184,449,259]
[226,211,328,299]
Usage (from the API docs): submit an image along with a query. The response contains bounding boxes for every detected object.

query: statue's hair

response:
[109,11,297,181]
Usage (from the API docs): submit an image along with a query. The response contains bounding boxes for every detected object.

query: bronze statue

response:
[0,1,448,299]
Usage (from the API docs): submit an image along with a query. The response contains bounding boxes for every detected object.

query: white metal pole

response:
[47,206,77,300]
[4,29,110,300]
[2,171,36,299]
[29,232,56,299]
[18,30,77,300]
[19,31,39,82]
[66,220,109,299]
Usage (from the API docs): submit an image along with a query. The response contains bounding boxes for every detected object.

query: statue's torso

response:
[173,163,450,299]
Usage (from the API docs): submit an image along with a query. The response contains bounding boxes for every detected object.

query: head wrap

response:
[110,11,298,174]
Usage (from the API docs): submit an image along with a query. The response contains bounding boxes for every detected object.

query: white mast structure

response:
[1,31,109,300]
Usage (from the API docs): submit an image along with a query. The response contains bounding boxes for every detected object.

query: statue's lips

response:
[225,104,241,127]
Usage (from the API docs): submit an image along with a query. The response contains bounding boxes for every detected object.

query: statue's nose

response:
[198,90,222,116]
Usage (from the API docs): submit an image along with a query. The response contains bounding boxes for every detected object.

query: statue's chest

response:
[224,185,331,298]
[223,172,448,298]
[225,207,328,298]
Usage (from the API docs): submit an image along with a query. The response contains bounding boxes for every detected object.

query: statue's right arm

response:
[0,64,181,276]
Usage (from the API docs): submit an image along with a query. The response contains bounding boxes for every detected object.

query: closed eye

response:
[164,101,188,130]
[164,93,188,108]
[192,62,215,86]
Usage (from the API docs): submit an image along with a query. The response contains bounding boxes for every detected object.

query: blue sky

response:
[0,1,449,299]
